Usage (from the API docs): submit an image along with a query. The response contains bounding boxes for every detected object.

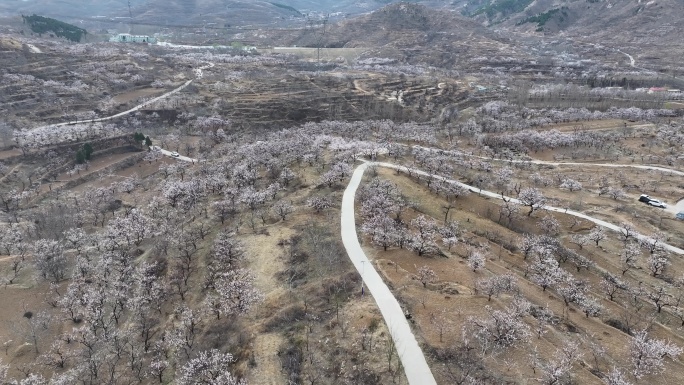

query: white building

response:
[109,33,157,44]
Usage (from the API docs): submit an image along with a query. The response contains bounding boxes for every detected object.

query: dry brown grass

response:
[361,167,684,384]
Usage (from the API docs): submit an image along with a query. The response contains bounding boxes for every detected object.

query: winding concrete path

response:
[368,160,684,255]
[671,199,684,215]
[341,143,684,383]
[29,80,190,131]
[29,63,214,131]
[26,44,42,53]
[618,50,636,67]
[157,148,197,163]
[24,62,213,163]
[411,144,684,216]
[341,162,438,385]
[341,159,682,385]
[411,145,684,177]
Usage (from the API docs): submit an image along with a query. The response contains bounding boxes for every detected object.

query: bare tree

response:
[588,226,606,247]
[475,274,517,301]
[498,196,520,225]
[20,309,52,354]
[619,223,638,245]
[570,234,589,250]
[536,342,582,385]
[600,273,628,301]
[430,309,452,343]
[621,242,641,275]
[646,285,672,313]
[272,201,294,221]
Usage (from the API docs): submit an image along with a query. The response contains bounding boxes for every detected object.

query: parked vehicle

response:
[171,151,180,157]
[676,212,684,220]
[639,194,667,208]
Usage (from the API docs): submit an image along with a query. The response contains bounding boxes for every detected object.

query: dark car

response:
[639,194,651,203]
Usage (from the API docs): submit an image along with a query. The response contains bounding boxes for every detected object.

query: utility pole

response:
[315,14,329,66]
[128,0,133,34]
[361,260,366,296]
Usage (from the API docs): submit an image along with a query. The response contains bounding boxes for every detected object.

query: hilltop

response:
[0,0,411,27]
[459,0,684,68]
[248,3,523,70]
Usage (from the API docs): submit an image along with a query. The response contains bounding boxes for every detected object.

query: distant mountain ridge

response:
[0,0,144,18]
[467,0,684,64]
[2,0,680,66]
[460,0,680,34]
[2,0,680,36]
[0,0,406,24]
[247,2,521,70]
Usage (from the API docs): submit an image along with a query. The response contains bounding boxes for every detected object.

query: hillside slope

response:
[0,0,143,18]
[133,0,300,27]
[461,0,684,67]
[253,3,522,69]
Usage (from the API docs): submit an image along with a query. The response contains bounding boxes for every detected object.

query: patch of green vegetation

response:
[21,14,86,42]
[516,7,569,28]
[664,102,683,110]
[469,0,534,20]
[133,132,152,147]
[270,2,302,16]
[75,143,93,164]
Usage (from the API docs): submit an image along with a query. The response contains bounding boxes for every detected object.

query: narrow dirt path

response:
[0,255,20,263]
[353,79,372,95]
[247,333,286,385]
[0,165,20,183]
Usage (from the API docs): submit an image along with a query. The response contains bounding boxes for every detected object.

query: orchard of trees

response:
[1,29,684,385]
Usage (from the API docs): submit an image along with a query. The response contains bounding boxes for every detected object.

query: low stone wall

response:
[41,151,147,200]
[2,135,137,166]
[45,145,143,182]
